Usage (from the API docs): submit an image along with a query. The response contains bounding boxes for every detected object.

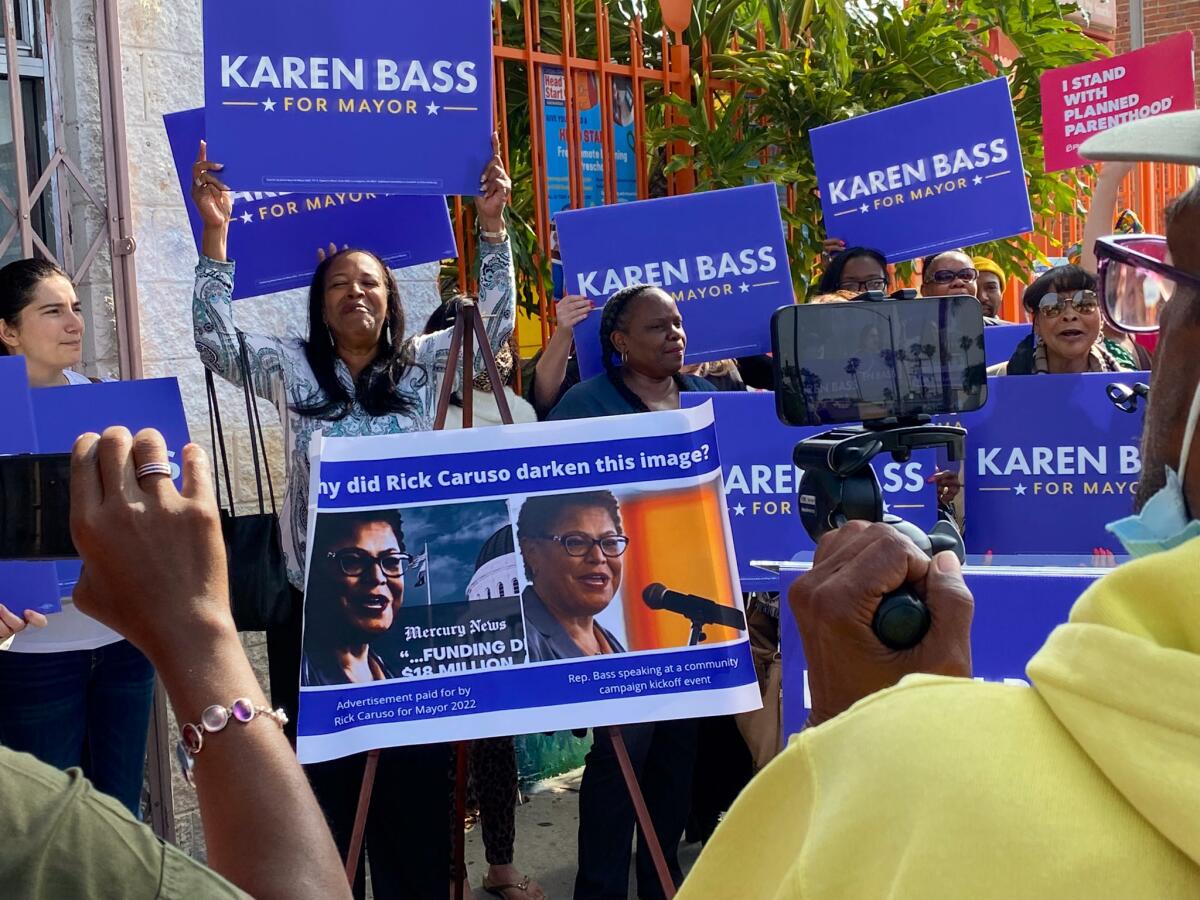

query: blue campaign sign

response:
[0,355,36,454]
[951,372,1147,556]
[681,392,939,586]
[556,183,793,378]
[810,78,1034,263]
[203,0,493,195]
[32,378,191,471]
[542,65,638,216]
[164,108,457,301]
[985,323,1031,367]
[33,379,192,598]
[780,567,1098,738]
[0,357,59,616]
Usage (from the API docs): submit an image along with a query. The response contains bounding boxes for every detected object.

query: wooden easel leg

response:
[345,748,381,887]
[608,725,677,900]
[454,740,469,900]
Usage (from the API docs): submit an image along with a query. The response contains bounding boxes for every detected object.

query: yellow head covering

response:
[973,256,1005,288]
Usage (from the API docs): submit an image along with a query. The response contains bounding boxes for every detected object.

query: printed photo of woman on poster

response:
[516,491,629,661]
[301,510,413,686]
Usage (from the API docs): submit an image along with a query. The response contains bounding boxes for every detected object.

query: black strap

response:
[205,368,237,515]
[204,332,280,518]
[237,334,268,516]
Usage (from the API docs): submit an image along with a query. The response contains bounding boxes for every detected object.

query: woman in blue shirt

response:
[549,284,712,420]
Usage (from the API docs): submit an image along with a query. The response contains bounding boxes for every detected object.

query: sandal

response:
[481,873,539,899]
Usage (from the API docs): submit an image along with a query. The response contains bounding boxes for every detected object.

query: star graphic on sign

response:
[733,503,746,516]
[262,97,276,112]
[1014,483,1027,496]
[427,101,441,116]
[973,175,983,186]
[881,499,889,514]
[859,203,869,214]
[739,283,750,294]
[239,211,253,225]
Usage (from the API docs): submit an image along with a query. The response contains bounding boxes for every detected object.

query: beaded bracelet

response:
[176,698,288,785]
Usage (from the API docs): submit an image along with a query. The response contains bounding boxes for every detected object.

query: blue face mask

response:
[1107,379,1200,558]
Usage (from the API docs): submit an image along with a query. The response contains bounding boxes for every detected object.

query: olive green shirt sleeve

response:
[0,746,248,899]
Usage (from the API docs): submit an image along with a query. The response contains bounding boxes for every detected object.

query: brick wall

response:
[1114,0,1200,102]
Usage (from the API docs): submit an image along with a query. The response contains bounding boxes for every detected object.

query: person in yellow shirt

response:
[678,112,1200,899]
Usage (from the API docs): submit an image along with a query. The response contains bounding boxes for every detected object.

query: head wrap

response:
[972,257,1005,288]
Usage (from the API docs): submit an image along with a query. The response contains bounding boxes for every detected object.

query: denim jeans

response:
[0,639,155,816]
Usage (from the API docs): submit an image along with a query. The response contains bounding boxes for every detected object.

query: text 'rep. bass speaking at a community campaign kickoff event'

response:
[203,0,494,195]
[295,403,759,764]
[164,108,457,302]
[809,77,1034,263]
[1040,32,1195,173]
[556,183,793,378]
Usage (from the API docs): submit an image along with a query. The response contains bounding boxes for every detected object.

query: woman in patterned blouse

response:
[189,136,515,900]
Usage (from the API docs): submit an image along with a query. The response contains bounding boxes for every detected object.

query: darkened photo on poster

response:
[301,500,526,687]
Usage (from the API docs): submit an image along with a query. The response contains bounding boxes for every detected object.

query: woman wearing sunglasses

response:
[920,249,978,297]
[516,491,628,662]
[302,510,412,686]
[989,265,1138,375]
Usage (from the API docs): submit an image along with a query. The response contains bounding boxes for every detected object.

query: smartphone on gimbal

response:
[771,293,989,426]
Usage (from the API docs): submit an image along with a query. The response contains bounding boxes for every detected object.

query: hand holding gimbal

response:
[788,518,974,727]
[794,421,967,650]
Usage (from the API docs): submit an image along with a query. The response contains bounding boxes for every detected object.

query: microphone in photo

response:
[642,583,747,646]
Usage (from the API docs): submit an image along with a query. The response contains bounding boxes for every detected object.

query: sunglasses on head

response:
[927,267,978,285]
[1094,234,1200,333]
[1036,290,1099,318]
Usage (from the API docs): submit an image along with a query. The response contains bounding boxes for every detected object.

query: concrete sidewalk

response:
[459,769,702,899]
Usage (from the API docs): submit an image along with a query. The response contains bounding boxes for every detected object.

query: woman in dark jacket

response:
[549,284,713,419]
[547,282,708,900]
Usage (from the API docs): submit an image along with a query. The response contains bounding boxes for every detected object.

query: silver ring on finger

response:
[135,462,173,481]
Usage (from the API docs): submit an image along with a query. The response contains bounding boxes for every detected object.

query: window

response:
[498,582,505,597]
[512,578,519,595]
[0,0,60,266]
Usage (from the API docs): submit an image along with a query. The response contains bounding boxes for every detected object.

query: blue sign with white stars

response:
[949,371,1148,556]
[164,108,457,301]
[556,184,793,379]
[810,78,1034,263]
[203,0,494,195]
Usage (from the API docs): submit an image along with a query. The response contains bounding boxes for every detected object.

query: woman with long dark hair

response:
[190,137,514,900]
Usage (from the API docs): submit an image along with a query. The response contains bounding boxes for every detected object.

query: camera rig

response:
[793,417,967,650]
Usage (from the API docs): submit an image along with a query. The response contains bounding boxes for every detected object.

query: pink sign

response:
[1040,32,1195,173]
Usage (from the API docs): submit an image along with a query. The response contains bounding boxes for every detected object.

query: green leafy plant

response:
[648,0,1104,297]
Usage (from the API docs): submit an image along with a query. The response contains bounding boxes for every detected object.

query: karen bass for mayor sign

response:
[556,183,793,379]
[203,0,494,194]
[810,78,1033,263]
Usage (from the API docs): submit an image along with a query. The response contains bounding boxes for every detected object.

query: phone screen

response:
[0,453,76,559]
[771,296,988,426]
